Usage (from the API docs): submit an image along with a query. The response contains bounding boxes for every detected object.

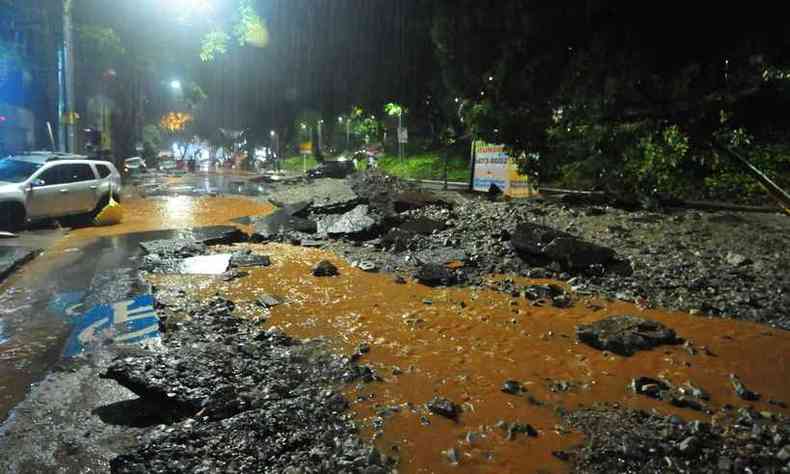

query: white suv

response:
[0,152,122,230]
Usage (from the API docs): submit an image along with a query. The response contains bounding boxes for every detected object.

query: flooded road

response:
[0,180,272,423]
[149,242,790,474]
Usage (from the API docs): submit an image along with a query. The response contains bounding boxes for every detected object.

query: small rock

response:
[576,315,680,356]
[502,380,524,395]
[678,382,710,400]
[678,436,699,455]
[725,252,752,266]
[393,275,407,284]
[443,447,461,465]
[506,423,538,440]
[356,260,377,272]
[427,396,461,421]
[552,450,571,462]
[256,294,283,308]
[630,377,670,399]
[730,374,760,401]
[313,260,339,277]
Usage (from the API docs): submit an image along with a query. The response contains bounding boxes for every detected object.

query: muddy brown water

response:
[59,195,273,242]
[148,243,790,474]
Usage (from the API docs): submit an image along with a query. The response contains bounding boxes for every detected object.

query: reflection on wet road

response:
[149,243,790,474]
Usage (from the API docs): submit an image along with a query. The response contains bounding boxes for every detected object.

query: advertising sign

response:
[299,142,312,155]
[472,141,537,197]
[473,142,508,192]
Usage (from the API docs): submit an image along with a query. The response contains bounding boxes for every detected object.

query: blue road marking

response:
[63,294,160,358]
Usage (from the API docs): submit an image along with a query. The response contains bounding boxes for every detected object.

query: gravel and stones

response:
[281,172,789,329]
[564,404,790,473]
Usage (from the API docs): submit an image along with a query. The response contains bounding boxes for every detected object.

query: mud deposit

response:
[148,242,790,473]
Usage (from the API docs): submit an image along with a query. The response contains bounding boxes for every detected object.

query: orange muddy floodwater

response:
[148,243,790,474]
[59,195,273,243]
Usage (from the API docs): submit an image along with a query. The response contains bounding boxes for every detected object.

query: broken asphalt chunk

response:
[576,315,680,356]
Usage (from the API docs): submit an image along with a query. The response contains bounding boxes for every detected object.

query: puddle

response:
[148,242,790,474]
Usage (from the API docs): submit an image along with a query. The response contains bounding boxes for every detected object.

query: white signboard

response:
[473,142,508,192]
[398,127,408,144]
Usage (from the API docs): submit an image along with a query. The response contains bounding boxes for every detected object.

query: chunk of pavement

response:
[502,380,525,395]
[256,294,283,308]
[313,260,339,277]
[542,237,616,270]
[320,205,377,239]
[427,396,461,421]
[576,315,680,356]
[414,263,456,287]
[511,222,617,270]
[230,250,271,268]
[730,374,760,401]
[630,376,671,399]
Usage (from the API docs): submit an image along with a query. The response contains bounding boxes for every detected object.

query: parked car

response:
[124,157,148,176]
[0,153,122,230]
[306,158,356,179]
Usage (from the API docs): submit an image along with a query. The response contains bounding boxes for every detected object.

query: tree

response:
[431,1,790,196]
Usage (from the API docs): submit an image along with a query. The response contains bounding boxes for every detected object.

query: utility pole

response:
[63,0,76,153]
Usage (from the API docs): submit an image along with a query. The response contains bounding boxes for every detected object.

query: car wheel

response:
[0,202,26,231]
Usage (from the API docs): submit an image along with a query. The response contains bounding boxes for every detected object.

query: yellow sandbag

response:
[93,196,124,226]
